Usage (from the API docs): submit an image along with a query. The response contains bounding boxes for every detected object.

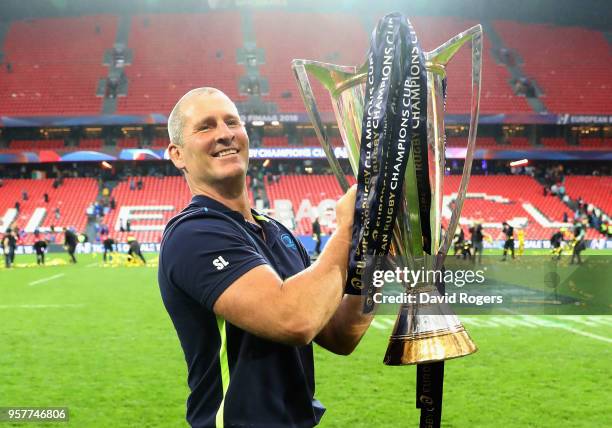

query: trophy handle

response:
[291,60,356,192]
[426,25,483,269]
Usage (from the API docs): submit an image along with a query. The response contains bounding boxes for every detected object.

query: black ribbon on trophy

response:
[346,12,429,297]
[344,13,445,428]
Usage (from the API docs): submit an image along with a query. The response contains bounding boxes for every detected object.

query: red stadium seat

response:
[116,13,246,115]
[494,21,611,115]
[0,178,98,244]
[0,15,118,116]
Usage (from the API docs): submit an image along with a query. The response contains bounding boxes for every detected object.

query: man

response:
[452,226,465,258]
[33,231,48,266]
[102,235,116,262]
[469,221,484,264]
[3,228,17,268]
[159,88,370,428]
[312,217,321,256]
[501,222,515,261]
[570,221,586,264]
[126,236,146,264]
[550,228,565,261]
[64,227,78,263]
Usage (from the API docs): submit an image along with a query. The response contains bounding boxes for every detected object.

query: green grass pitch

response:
[1,252,610,427]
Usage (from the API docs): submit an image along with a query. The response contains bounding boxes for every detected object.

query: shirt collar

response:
[189,195,275,231]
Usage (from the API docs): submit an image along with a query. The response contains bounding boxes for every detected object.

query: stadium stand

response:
[79,138,105,150]
[151,137,170,149]
[262,136,290,147]
[103,176,254,243]
[9,139,65,150]
[448,136,498,147]
[102,176,191,243]
[0,178,98,244]
[252,13,532,114]
[116,137,140,149]
[0,173,606,245]
[0,15,117,116]
[494,21,611,114]
[443,174,574,239]
[116,12,245,114]
[411,16,532,114]
[502,137,531,148]
[1,13,604,118]
[264,174,356,235]
[252,11,367,113]
[578,136,611,150]
[540,137,570,149]
[564,176,611,215]
[263,174,577,239]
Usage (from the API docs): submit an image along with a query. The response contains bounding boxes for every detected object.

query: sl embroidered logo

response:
[280,234,297,251]
[213,256,229,270]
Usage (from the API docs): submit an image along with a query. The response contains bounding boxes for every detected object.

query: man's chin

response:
[211,168,247,186]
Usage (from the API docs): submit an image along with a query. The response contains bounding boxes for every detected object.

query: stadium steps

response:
[482,21,547,114]
[115,15,131,45]
[0,22,9,64]
[235,9,272,114]
[101,16,133,114]
[493,21,611,115]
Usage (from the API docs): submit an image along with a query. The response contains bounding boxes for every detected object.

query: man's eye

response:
[199,125,210,132]
[226,120,240,127]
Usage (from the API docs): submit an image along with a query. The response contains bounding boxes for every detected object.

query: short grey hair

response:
[167,87,223,147]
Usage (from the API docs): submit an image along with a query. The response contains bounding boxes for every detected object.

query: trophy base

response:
[383,328,477,365]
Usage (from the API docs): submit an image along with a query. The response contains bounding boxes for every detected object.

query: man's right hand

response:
[335,185,357,232]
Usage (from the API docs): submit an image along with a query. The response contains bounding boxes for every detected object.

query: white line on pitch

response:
[28,273,65,286]
[0,304,84,309]
[85,262,98,267]
[377,317,396,326]
[554,325,612,344]
[371,320,388,330]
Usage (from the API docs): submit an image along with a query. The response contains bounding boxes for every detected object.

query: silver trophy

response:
[292,21,482,365]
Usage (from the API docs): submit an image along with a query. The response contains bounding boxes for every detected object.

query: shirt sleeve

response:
[162,216,268,310]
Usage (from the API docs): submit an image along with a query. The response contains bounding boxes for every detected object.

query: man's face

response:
[170,92,249,190]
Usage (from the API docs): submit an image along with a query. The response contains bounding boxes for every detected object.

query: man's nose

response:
[215,121,235,143]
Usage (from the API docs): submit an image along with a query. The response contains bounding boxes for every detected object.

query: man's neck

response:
[190,181,254,222]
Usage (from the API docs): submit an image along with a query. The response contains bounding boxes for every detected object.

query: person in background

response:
[127,237,146,264]
[517,229,525,258]
[312,217,322,256]
[550,228,565,261]
[33,230,48,266]
[3,227,17,268]
[64,227,78,263]
[501,222,515,261]
[102,235,116,262]
[469,221,484,264]
[452,226,465,257]
[570,221,586,265]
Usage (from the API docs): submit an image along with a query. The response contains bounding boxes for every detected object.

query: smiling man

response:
[158,88,373,428]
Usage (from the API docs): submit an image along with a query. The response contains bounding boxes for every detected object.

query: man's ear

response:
[168,144,186,171]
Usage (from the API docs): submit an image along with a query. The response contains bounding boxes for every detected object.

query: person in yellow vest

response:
[517,229,525,257]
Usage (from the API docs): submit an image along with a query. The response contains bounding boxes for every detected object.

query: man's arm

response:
[314,295,374,355]
[213,186,356,346]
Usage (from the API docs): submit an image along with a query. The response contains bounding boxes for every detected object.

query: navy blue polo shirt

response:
[158,195,325,428]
